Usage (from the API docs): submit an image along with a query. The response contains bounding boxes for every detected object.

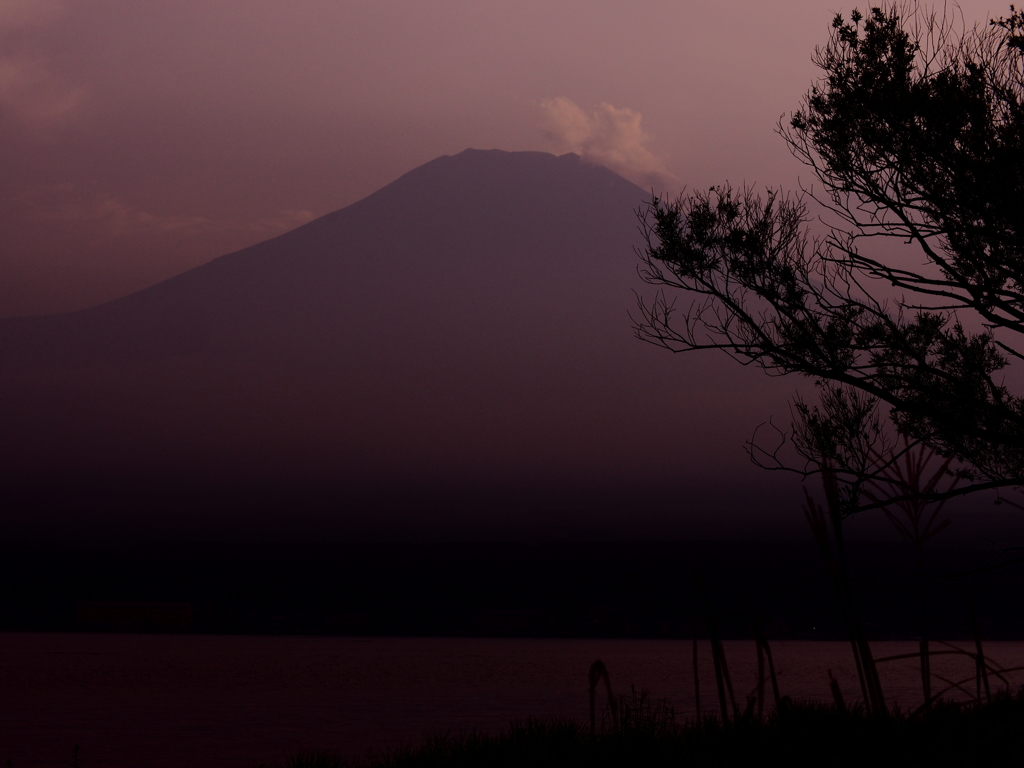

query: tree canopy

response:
[637,3,1024,513]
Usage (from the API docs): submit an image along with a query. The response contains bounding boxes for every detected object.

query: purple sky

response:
[0,0,1000,316]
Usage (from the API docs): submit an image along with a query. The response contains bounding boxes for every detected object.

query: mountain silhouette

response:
[1,150,641,366]
[0,149,795,540]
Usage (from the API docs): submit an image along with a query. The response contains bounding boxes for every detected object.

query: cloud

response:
[18,184,316,241]
[253,209,316,234]
[87,196,215,237]
[539,97,675,188]
[88,198,315,239]
[0,0,86,127]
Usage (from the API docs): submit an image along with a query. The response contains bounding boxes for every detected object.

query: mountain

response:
[1,150,641,366]
[0,149,797,541]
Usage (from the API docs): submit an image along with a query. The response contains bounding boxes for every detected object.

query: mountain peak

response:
[0,147,764,541]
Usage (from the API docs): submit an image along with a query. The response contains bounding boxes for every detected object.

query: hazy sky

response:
[0,0,1002,317]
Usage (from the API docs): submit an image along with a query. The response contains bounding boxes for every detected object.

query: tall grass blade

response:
[828,669,846,713]
[804,487,873,711]
[758,632,782,710]
[691,627,701,721]
[865,438,955,712]
[765,638,778,708]
[808,470,887,715]
[756,636,766,721]
[920,639,931,710]
[696,574,735,726]
[970,601,992,705]
[588,659,617,735]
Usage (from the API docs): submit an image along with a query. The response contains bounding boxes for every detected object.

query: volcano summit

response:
[0,149,793,541]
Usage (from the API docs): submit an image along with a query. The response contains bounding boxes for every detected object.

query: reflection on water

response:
[2,633,1023,768]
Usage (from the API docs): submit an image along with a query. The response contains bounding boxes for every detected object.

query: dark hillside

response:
[4,540,1023,640]
[0,149,796,540]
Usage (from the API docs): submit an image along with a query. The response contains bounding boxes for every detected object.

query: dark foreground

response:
[7,539,1024,640]
[264,694,1024,768]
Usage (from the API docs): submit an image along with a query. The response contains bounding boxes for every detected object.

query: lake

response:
[2,633,1023,767]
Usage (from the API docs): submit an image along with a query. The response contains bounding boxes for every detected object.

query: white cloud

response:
[539,97,675,189]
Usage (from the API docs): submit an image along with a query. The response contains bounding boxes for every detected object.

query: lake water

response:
[2,633,1023,767]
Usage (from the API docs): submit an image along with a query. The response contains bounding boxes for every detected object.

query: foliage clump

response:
[637,2,1024,513]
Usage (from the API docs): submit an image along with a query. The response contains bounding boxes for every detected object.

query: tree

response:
[636,2,1024,514]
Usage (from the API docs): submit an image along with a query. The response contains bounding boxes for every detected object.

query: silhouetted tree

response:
[637,2,1024,513]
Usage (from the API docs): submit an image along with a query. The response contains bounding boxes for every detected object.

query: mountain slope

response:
[0,149,796,540]
[0,150,642,365]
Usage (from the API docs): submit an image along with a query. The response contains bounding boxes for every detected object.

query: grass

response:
[254,451,1023,768]
[259,688,1024,768]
